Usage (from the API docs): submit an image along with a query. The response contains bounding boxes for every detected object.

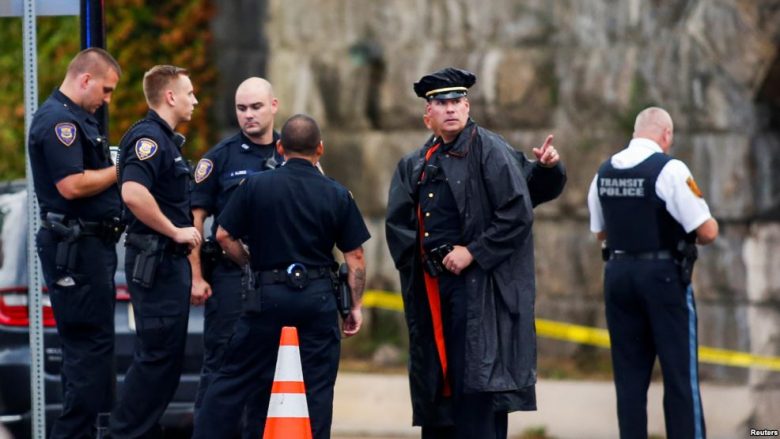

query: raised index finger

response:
[541,134,554,152]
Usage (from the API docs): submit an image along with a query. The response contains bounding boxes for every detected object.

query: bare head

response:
[278,114,323,160]
[142,65,198,127]
[633,107,674,152]
[235,77,278,143]
[61,48,122,114]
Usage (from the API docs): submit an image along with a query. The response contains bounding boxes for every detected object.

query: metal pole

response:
[22,0,46,437]
[80,0,108,132]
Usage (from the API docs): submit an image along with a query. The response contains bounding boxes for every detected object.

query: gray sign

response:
[0,0,78,16]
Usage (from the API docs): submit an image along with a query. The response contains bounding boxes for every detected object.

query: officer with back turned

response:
[194,114,370,439]
[110,65,202,438]
[28,47,122,439]
[188,76,281,437]
[588,106,719,439]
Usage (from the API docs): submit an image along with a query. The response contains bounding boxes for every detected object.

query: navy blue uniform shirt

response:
[218,158,370,271]
[191,131,281,237]
[29,89,120,221]
[119,110,193,235]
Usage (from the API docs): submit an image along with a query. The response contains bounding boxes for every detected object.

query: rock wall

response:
[213,0,780,426]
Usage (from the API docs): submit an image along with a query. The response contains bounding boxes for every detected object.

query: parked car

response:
[0,181,204,438]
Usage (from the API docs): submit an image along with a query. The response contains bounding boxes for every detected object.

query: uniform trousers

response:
[193,278,340,439]
[194,262,262,439]
[421,272,508,439]
[110,248,191,439]
[604,258,706,439]
[36,229,117,439]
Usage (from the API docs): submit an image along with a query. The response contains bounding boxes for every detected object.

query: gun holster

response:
[336,263,351,319]
[675,240,698,285]
[126,234,165,288]
[45,213,81,273]
[421,243,454,277]
[241,265,261,313]
[200,238,222,283]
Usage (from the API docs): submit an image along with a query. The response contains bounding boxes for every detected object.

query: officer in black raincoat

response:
[385,67,565,438]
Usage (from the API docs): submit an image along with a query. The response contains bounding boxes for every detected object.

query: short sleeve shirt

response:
[588,138,712,234]
[218,158,371,271]
[190,131,281,237]
[119,110,193,234]
[28,90,120,221]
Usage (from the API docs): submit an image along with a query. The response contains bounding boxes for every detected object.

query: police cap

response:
[413,67,476,101]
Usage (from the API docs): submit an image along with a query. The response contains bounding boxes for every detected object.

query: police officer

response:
[110,65,201,438]
[193,114,370,439]
[587,107,719,439]
[189,76,281,436]
[28,47,122,439]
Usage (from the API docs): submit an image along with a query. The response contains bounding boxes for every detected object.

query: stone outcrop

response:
[213,0,780,426]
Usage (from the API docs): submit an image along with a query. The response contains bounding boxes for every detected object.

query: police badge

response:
[194,159,214,183]
[55,122,77,146]
[135,138,159,160]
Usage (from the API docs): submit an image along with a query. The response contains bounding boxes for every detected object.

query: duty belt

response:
[42,219,102,235]
[125,233,191,256]
[609,250,673,261]
[255,264,333,290]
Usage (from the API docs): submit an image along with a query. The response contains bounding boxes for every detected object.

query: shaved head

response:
[234,77,278,143]
[634,107,673,137]
[235,77,274,102]
[633,107,674,152]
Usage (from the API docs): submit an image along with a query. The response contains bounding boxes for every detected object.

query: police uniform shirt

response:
[120,110,193,235]
[190,131,281,237]
[29,89,120,221]
[418,142,462,252]
[218,158,370,271]
[587,138,712,234]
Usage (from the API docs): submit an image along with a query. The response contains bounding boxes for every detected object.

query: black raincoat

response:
[385,120,565,426]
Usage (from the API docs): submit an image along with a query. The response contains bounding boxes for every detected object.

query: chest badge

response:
[54,123,77,146]
[194,159,214,183]
[135,138,159,160]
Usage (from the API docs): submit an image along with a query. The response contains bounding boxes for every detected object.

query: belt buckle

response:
[285,263,309,290]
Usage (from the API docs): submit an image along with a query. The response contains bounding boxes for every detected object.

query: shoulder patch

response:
[686,176,703,198]
[54,123,77,146]
[135,138,159,160]
[194,159,214,183]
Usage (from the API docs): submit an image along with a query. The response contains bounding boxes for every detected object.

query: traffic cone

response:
[263,326,313,439]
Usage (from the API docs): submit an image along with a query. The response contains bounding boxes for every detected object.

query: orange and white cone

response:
[263,326,313,439]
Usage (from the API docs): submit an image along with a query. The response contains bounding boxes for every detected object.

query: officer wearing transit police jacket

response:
[28,48,122,439]
[385,67,565,438]
[110,65,201,438]
[587,107,718,439]
[194,114,370,439]
[188,77,282,436]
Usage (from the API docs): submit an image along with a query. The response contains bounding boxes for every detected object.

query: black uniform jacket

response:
[386,120,564,425]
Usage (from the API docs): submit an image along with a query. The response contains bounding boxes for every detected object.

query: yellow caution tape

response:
[363,290,405,312]
[362,290,780,371]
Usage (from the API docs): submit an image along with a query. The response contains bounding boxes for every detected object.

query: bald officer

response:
[189,77,281,436]
[588,107,718,439]
[194,114,369,439]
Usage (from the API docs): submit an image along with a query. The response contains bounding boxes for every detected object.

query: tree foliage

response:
[0,0,216,180]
